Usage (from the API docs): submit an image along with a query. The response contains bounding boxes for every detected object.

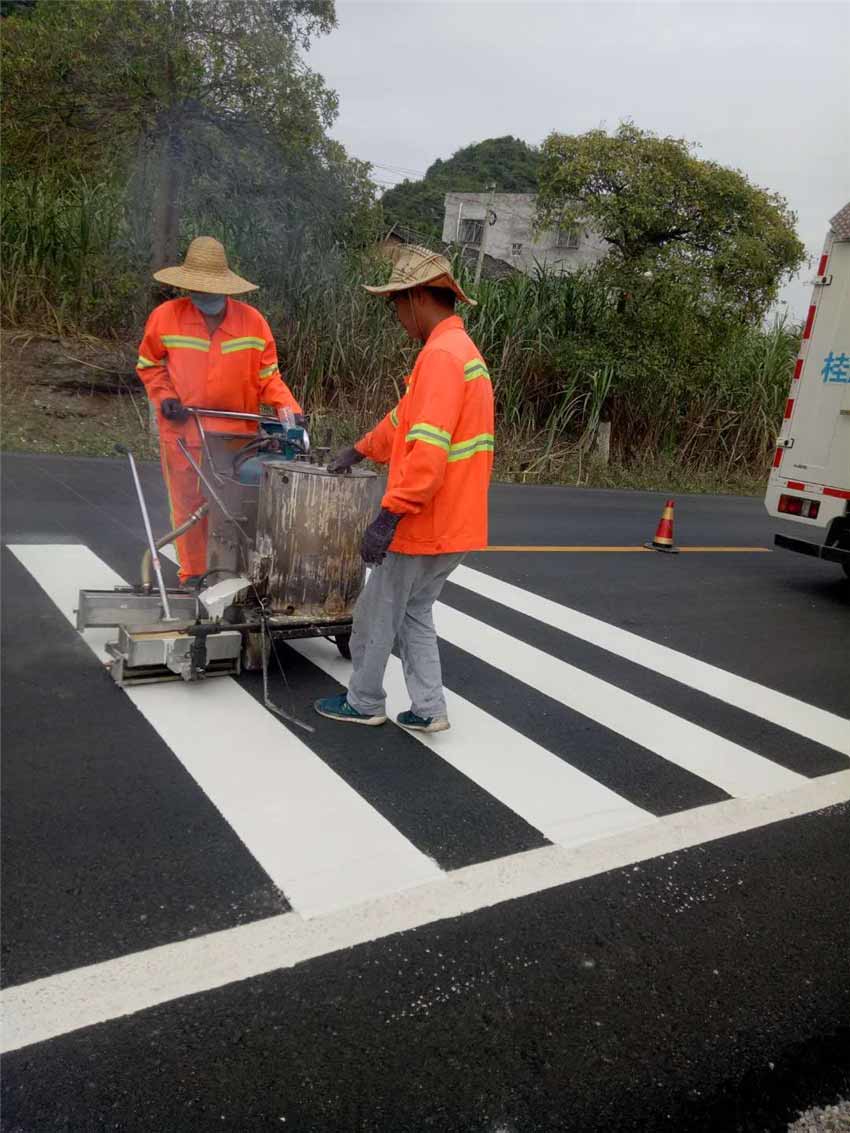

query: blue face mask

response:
[189,291,227,316]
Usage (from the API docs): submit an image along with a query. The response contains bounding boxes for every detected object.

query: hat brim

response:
[364,271,476,307]
[152,266,258,295]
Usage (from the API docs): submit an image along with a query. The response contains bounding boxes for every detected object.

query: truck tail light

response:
[778,494,820,518]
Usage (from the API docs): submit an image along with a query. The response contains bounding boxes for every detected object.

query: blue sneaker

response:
[397,710,450,734]
[314,692,386,727]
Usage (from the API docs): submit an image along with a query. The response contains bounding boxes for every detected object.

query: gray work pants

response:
[347,552,464,719]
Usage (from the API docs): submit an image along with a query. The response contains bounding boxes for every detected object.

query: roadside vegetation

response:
[1,2,805,495]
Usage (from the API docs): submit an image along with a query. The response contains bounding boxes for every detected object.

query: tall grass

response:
[1,172,799,485]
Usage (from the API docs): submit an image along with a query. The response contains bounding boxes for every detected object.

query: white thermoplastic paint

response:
[430,599,805,798]
[452,566,850,757]
[4,770,849,1054]
[8,545,442,919]
[291,637,656,849]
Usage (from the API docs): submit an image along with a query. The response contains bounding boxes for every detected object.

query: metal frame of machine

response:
[77,410,380,696]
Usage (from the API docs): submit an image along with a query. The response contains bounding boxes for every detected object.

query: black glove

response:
[361,509,402,566]
[328,445,365,474]
[161,398,189,423]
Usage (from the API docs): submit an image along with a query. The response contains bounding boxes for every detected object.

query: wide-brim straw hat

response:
[364,244,476,306]
[153,236,257,295]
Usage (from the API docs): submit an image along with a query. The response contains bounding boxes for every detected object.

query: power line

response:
[370,161,428,178]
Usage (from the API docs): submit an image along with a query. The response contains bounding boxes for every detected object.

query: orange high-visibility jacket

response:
[136,297,301,439]
[356,315,494,555]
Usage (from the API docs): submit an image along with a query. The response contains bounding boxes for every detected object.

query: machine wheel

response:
[334,633,352,660]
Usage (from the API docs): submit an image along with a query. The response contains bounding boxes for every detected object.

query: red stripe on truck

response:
[786,480,806,490]
[802,305,816,339]
[817,254,829,276]
[773,448,783,469]
[784,398,795,419]
[793,358,804,380]
[824,487,850,500]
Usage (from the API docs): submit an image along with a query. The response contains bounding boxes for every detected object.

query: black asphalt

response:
[2,452,849,1131]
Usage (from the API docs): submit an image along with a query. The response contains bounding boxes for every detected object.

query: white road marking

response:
[7,544,441,918]
[292,638,656,849]
[431,601,805,798]
[4,769,849,1054]
[453,565,850,757]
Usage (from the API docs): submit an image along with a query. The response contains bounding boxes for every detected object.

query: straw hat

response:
[153,236,257,295]
[364,244,476,306]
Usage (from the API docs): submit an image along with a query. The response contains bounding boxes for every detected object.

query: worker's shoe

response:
[314,693,386,726]
[396,710,451,734]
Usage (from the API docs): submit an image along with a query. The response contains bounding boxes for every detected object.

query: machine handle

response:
[184,407,281,426]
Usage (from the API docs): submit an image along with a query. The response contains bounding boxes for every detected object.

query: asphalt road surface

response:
[2,452,849,1132]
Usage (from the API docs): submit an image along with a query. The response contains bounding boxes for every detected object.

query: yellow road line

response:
[483,546,771,553]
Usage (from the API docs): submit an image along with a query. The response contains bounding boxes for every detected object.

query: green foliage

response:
[537,122,805,323]
[1,0,374,272]
[382,136,541,240]
[2,17,802,494]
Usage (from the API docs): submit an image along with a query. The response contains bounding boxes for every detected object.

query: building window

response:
[556,225,580,250]
[511,242,523,256]
[458,218,484,246]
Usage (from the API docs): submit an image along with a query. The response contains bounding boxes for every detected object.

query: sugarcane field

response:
[1,2,849,1131]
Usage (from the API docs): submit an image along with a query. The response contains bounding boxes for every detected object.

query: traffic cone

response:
[645,499,679,553]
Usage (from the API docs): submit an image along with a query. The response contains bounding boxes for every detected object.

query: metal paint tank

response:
[250,462,382,620]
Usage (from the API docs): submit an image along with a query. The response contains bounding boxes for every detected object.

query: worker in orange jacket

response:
[316,246,494,734]
[136,237,302,585]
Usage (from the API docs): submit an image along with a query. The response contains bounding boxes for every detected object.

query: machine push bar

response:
[184,407,282,426]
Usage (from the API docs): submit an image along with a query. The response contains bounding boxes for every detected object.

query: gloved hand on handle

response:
[161,398,190,423]
[328,446,365,474]
[360,508,401,566]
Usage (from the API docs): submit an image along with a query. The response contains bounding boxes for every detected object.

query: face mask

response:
[189,291,226,316]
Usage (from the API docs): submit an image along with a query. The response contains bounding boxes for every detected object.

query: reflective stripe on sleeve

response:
[221,337,266,354]
[390,407,399,428]
[405,422,451,451]
[463,360,491,382]
[136,355,158,369]
[447,433,495,462]
[259,363,279,379]
[161,335,210,352]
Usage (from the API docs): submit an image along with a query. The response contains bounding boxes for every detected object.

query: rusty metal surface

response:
[252,463,380,619]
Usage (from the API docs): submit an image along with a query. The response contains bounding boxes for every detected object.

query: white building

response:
[442,192,607,277]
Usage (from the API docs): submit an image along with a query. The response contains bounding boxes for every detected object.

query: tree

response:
[536,122,805,322]
[382,136,541,240]
[2,0,373,269]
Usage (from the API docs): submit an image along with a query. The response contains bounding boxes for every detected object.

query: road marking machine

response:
[76,409,379,725]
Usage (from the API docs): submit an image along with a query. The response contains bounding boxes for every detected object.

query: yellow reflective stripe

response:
[162,335,209,352]
[447,433,495,463]
[136,355,158,369]
[405,422,451,450]
[221,337,265,353]
[390,407,399,428]
[463,359,490,381]
[407,431,450,452]
[259,363,279,379]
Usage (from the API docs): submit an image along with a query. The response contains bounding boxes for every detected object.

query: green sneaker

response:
[397,710,450,734]
[314,693,386,726]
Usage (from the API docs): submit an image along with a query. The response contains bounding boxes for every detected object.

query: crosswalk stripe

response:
[430,600,805,798]
[453,566,850,757]
[7,544,442,919]
[5,768,850,1054]
[290,638,656,849]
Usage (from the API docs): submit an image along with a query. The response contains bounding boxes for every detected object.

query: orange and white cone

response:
[645,499,679,553]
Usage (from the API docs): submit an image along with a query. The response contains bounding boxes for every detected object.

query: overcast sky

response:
[309,0,849,319]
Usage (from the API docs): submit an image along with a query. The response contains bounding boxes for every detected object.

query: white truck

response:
[765,200,850,578]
